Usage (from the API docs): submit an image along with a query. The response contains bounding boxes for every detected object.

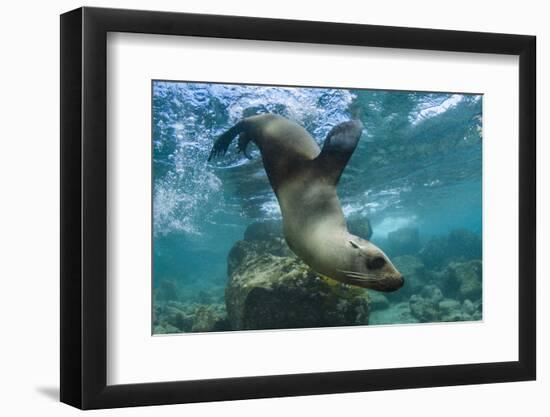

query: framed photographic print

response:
[60,6,536,409]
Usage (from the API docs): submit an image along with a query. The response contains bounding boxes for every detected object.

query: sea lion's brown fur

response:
[209,114,404,292]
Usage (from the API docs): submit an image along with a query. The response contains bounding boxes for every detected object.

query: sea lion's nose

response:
[398,276,405,288]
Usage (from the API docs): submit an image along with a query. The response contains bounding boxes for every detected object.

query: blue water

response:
[152,81,482,332]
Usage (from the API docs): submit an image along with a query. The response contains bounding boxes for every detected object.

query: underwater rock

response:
[368,291,390,310]
[408,284,445,322]
[420,284,444,304]
[347,216,373,240]
[433,296,482,322]
[408,279,481,323]
[448,229,482,260]
[172,312,193,331]
[409,294,440,323]
[466,298,482,321]
[154,300,231,333]
[227,241,250,277]
[387,227,420,256]
[462,299,475,316]
[153,305,160,327]
[191,304,229,332]
[438,299,462,321]
[419,229,481,269]
[227,238,293,277]
[369,301,419,325]
[225,238,370,330]
[155,279,179,302]
[418,235,448,269]
[442,260,482,301]
[438,296,482,322]
[159,303,194,332]
[197,290,213,304]
[390,255,429,300]
[154,323,181,335]
[243,220,283,241]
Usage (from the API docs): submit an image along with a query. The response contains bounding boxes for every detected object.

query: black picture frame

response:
[60,6,536,410]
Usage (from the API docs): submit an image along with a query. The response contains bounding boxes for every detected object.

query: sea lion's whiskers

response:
[345,273,372,280]
[346,271,385,278]
[346,274,383,283]
[338,270,383,280]
[339,270,371,279]
[338,270,382,283]
[347,277,379,286]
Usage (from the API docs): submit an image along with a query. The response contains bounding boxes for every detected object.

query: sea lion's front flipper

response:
[313,120,363,185]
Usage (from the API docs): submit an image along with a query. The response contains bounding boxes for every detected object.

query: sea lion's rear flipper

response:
[208,121,246,161]
[237,131,253,159]
[313,120,363,185]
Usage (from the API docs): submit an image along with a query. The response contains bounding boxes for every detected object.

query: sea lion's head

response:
[334,235,404,292]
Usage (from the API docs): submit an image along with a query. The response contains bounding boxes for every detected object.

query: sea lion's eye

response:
[367,257,386,270]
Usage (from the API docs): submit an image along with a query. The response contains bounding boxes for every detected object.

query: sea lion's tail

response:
[208,121,245,161]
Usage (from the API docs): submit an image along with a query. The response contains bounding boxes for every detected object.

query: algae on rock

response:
[442,260,482,301]
[225,237,370,330]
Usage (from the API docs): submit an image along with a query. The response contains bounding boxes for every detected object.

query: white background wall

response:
[0,0,546,415]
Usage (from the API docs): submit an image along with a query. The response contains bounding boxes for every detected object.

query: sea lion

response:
[209,114,404,292]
